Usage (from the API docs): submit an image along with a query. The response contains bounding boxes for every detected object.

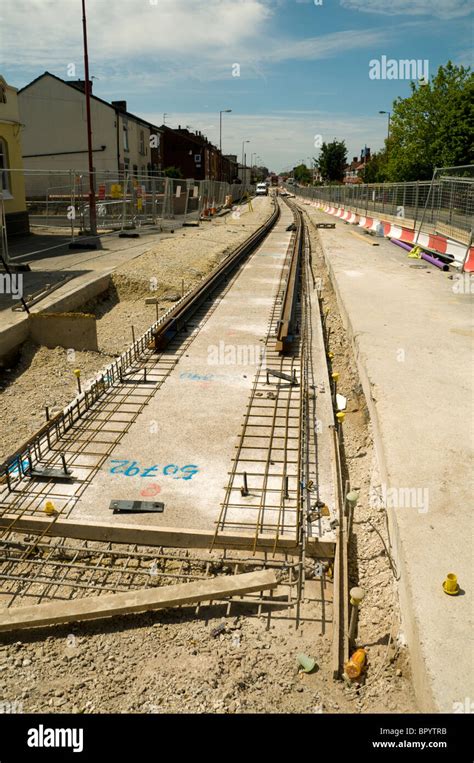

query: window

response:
[0,85,6,104]
[139,130,145,155]
[0,138,11,196]
[123,121,129,152]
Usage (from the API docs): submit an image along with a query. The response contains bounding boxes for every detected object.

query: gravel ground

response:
[0,198,271,461]
[0,197,418,714]
[303,213,418,713]
[0,598,414,714]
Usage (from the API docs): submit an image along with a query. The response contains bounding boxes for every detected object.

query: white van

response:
[256,182,268,196]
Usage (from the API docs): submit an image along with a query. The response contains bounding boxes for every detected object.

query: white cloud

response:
[340,0,472,19]
[0,0,271,68]
[261,29,388,62]
[0,0,391,89]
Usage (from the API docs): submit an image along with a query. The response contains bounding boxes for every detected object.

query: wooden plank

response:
[350,231,379,246]
[0,570,278,633]
[330,426,350,679]
[0,514,331,556]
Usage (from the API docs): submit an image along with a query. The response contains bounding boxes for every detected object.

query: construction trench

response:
[0,196,416,713]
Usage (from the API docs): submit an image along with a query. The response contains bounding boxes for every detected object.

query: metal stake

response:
[61,454,70,475]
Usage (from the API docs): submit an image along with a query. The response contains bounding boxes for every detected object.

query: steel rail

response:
[153,200,280,351]
[275,200,303,353]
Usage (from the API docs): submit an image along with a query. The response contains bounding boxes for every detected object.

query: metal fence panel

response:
[2,169,254,240]
[291,167,473,243]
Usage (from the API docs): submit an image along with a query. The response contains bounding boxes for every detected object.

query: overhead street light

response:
[241,139,250,168]
[219,109,232,153]
[378,110,391,141]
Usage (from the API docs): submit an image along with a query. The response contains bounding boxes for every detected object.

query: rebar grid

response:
[213,203,308,555]
[0,262,250,535]
[0,532,332,626]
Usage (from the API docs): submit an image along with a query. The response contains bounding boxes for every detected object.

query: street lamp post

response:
[219,109,232,153]
[379,110,391,141]
[81,0,96,235]
[241,140,250,168]
[241,139,250,187]
[219,109,232,182]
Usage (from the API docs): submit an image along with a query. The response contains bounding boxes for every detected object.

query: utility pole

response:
[219,109,232,153]
[219,109,231,182]
[81,0,96,235]
[379,110,391,142]
[241,139,250,187]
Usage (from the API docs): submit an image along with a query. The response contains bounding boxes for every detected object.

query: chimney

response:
[112,101,127,113]
[71,79,92,94]
[353,156,358,163]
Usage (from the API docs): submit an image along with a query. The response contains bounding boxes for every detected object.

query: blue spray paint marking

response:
[108,460,199,480]
[7,458,30,476]
[179,371,244,384]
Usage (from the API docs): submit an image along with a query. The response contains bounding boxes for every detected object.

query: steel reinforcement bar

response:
[0,200,280,491]
[275,200,303,353]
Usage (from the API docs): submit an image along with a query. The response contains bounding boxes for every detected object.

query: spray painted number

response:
[108,460,199,480]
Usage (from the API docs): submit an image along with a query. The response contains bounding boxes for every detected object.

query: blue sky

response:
[1,0,472,172]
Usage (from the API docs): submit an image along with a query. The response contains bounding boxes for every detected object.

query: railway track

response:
[0,196,349,675]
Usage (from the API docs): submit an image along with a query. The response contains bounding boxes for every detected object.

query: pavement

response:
[296,199,473,713]
[0,226,187,364]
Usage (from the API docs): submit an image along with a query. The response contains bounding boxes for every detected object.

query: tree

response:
[253,165,269,182]
[385,61,473,181]
[162,166,183,179]
[316,140,347,182]
[359,150,389,183]
[293,163,312,184]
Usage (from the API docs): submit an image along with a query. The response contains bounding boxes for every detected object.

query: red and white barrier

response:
[312,201,473,271]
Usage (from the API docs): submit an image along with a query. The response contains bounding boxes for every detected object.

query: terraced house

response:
[17,72,162,197]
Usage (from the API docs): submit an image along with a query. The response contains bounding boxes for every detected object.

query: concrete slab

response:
[297,201,473,713]
[67,206,296,534]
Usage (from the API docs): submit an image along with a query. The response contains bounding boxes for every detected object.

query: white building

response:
[18,72,161,196]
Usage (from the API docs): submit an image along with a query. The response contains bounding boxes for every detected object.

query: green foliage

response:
[385,61,473,181]
[162,166,183,179]
[316,140,347,182]
[359,151,389,183]
[293,163,312,184]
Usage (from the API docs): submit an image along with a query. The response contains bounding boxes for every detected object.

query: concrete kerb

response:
[302,206,438,712]
[0,272,111,366]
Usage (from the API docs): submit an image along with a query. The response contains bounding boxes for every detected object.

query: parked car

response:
[256,182,268,196]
